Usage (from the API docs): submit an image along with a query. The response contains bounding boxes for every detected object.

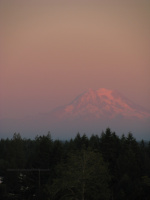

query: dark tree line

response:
[0,128,150,199]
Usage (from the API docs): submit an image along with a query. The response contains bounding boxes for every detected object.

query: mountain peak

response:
[1,88,150,140]
[53,88,150,120]
[86,88,119,99]
[87,88,111,94]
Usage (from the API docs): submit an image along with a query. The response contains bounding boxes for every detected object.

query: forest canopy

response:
[0,128,150,200]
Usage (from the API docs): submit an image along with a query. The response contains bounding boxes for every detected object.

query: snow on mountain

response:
[0,88,150,140]
[52,88,150,121]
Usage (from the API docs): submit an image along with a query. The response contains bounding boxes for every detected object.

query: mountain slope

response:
[0,88,150,140]
[52,88,150,121]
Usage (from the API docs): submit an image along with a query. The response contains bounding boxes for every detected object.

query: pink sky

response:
[0,1,150,119]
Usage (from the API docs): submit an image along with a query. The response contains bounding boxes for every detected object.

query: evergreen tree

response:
[49,148,110,200]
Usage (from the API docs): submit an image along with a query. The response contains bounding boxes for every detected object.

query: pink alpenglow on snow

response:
[53,88,150,120]
[0,88,150,140]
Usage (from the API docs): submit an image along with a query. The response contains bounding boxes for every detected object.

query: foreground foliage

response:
[0,128,150,199]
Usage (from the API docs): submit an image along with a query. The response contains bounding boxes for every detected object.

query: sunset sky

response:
[1,0,150,120]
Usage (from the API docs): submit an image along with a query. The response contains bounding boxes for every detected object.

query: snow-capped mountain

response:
[52,88,150,121]
[0,88,150,140]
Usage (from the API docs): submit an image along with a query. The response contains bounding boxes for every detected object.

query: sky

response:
[0,0,150,120]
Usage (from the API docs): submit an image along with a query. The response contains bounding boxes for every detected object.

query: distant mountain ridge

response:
[52,88,150,121]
